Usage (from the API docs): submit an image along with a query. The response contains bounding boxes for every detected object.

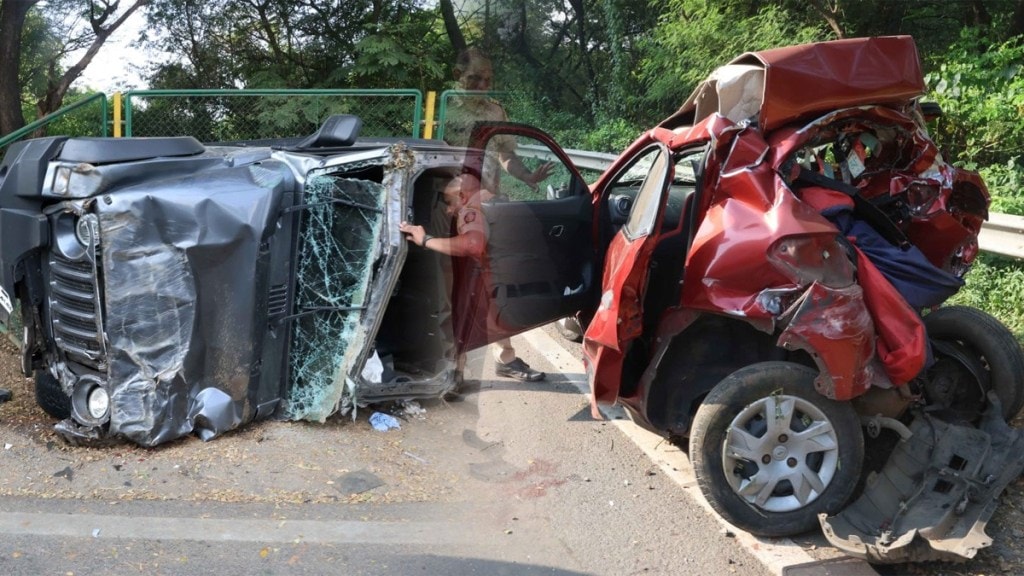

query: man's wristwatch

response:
[422,234,435,248]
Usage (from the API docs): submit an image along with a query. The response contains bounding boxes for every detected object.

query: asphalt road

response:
[0,328,778,576]
[0,326,1020,575]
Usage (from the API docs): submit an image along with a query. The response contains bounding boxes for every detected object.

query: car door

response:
[584,142,676,406]
[452,122,594,353]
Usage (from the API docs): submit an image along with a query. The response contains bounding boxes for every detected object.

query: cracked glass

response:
[285,172,386,421]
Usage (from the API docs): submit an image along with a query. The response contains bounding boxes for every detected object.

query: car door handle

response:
[548,225,564,237]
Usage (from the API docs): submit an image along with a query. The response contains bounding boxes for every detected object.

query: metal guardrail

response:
[979,213,1024,259]
[557,148,1023,260]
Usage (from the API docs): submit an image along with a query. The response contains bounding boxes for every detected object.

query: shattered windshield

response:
[285,172,387,421]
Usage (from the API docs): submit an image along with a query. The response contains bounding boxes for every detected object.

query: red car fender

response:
[776,282,878,400]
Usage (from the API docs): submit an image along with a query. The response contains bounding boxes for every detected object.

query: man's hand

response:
[502,155,557,192]
[400,221,426,246]
[521,161,556,192]
[529,161,556,185]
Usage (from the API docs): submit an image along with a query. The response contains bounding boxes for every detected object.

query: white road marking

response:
[0,511,470,545]
[522,327,821,576]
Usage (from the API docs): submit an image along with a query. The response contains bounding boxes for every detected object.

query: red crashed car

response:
[494,36,1022,562]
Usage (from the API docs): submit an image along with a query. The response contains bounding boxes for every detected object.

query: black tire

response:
[34,370,70,420]
[689,362,864,537]
[924,305,1024,420]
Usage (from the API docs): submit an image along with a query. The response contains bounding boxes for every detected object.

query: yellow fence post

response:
[113,92,122,138]
[423,91,436,139]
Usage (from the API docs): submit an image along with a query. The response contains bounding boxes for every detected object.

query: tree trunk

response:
[808,0,845,38]
[439,0,465,56]
[1011,0,1024,36]
[0,0,40,136]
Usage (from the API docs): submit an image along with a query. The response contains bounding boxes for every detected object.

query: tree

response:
[143,0,437,90]
[0,0,39,135]
[638,0,827,121]
[37,0,150,118]
[0,0,149,136]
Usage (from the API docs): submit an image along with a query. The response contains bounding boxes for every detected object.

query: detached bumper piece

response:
[820,394,1024,563]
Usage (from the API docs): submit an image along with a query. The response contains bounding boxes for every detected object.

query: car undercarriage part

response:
[820,394,1024,563]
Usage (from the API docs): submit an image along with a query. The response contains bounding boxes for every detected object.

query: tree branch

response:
[37,0,150,118]
[808,0,845,38]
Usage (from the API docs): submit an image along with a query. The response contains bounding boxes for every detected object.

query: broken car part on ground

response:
[0,35,1022,565]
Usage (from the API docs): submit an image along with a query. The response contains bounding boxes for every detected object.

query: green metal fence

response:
[0,92,108,155]
[124,89,424,140]
[435,89,538,145]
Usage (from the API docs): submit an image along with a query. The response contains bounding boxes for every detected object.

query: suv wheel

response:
[689,361,863,537]
[35,370,70,420]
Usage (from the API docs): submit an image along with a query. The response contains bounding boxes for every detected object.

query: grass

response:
[948,254,1024,342]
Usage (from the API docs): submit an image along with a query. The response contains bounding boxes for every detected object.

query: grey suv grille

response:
[49,253,105,369]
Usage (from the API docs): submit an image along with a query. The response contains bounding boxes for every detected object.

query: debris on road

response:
[369,412,400,432]
[398,400,426,418]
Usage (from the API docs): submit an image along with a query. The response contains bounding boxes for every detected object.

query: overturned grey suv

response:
[0,116,592,446]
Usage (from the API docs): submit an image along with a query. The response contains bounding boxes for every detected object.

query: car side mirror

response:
[919,102,942,122]
[298,115,363,148]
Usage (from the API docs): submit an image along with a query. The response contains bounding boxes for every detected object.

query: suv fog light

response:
[87,386,110,419]
[71,375,110,426]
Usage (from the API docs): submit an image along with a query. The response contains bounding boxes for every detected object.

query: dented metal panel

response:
[75,160,295,446]
[661,36,925,132]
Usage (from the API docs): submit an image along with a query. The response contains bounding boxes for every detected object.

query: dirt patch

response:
[0,341,469,508]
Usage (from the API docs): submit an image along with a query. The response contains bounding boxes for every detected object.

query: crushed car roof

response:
[661,35,925,131]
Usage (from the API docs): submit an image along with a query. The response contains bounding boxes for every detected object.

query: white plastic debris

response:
[399,400,426,418]
[369,412,400,432]
[361,351,384,383]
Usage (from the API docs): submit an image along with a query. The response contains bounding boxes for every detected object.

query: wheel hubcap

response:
[721,394,839,512]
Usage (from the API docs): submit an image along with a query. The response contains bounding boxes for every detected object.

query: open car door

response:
[452,122,593,353]
[584,141,678,406]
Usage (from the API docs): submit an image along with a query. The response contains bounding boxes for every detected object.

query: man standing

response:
[402,172,545,383]
[436,48,550,382]
[443,48,552,194]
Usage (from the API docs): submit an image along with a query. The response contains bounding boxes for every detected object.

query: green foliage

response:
[639,0,827,118]
[145,0,442,91]
[924,30,1024,216]
[18,9,62,101]
[578,117,643,154]
[981,158,1024,216]
[351,13,448,92]
[949,254,1024,341]
[43,89,107,137]
[925,31,1024,167]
